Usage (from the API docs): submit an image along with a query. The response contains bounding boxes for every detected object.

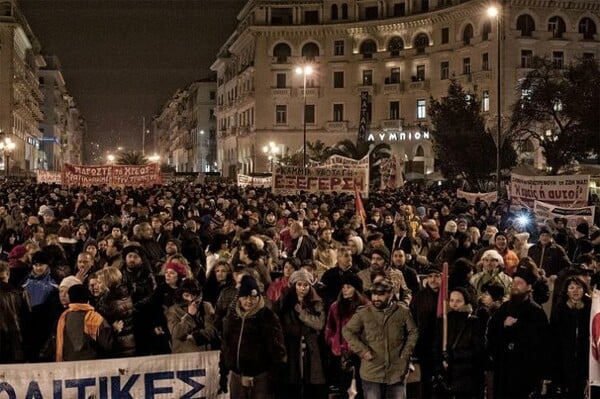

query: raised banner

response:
[62,164,162,187]
[36,170,62,184]
[0,351,225,398]
[456,189,498,204]
[272,164,369,197]
[357,91,369,143]
[533,200,595,228]
[380,154,404,190]
[237,174,272,188]
[308,154,369,169]
[509,173,590,208]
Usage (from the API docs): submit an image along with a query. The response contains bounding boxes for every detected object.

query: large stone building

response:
[211,0,599,178]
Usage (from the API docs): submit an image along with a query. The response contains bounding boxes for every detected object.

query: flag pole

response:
[442,262,449,352]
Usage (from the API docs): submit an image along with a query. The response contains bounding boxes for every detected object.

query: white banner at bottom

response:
[0,350,226,399]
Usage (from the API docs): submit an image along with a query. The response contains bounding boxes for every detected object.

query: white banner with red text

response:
[533,200,595,228]
[237,174,272,188]
[509,173,590,208]
[272,164,369,197]
[62,164,162,187]
[36,170,63,184]
[456,189,498,204]
[0,350,225,399]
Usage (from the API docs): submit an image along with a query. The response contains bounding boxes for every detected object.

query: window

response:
[365,6,378,20]
[583,52,595,60]
[390,68,400,83]
[276,105,287,124]
[271,8,292,25]
[521,50,533,68]
[38,77,45,85]
[341,3,348,19]
[276,73,286,88]
[389,101,400,120]
[552,51,564,68]
[415,33,429,54]
[360,40,377,59]
[415,146,425,156]
[333,71,344,88]
[548,16,566,38]
[388,37,404,56]
[304,10,319,24]
[553,99,563,112]
[482,53,489,71]
[417,99,427,119]
[463,24,474,45]
[441,28,449,44]
[482,21,492,41]
[393,3,405,16]
[482,90,490,112]
[333,104,344,121]
[362,70,373,85]
[463,58,471,75]
[331,4,338,20]
[517,14,535,36]
[210,91,216,100]
[420,0,429,12]
[440,61,449,80]
[416,65,425,81]
[579,18,597,40]
[334,40,345,56]
[305,105,315,123]
[301,42,320,58]
[273,42,292,63]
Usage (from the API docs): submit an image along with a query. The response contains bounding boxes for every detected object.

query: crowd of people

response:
[0,179,599,399]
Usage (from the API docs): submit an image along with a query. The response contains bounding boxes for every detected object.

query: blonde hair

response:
[97,267,123,291]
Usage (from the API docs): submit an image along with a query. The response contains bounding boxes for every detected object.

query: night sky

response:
[20,0,246,153]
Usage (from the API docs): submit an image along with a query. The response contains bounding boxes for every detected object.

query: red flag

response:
[355,186,367,234]
[436,262,449,318]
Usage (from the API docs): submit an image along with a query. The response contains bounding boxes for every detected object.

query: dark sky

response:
[20,0,246,152]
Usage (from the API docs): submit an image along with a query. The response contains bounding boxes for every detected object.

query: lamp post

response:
[488,5,502,196]
[0,137,16,178]
[263,141,283,172]
[107,154,115,164]
[295,65,313,169]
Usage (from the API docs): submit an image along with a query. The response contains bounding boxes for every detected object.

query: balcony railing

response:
[383,83,403,95]
[325,121,348,132]
[271,88,291,97]
[380,118,404,130]
[408,79,430,91]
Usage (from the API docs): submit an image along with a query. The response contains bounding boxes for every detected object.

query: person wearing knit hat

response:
[456,217,469,233]
[444,220,458,235]
[288,269,313,288]
[481,282,505,303]
[470,250,512,298]
[341,273,363,294]
[238,274,261,298]
[164,261,188,280]
[165,238,182,256]
[58,276,82,307]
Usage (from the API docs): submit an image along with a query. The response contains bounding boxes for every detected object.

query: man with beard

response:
[487,267,551,399]
[343,279,418,399]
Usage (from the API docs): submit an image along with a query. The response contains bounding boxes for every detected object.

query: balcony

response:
[271,88,291,98]
[407,79,430,91]
[380,119,404,130]
[472,70,491,82]
[382,82,403,95]
[299,87,320,97]
[325,121,348,132]
[355,84,376,95]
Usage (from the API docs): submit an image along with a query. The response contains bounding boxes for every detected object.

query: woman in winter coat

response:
[324,273,369,399]
[204,260,235,306]
[266,257,299,306]
[95,266,136,357]
[278,269,327,399]
[433,287,484,399]
[314,227,338,278]
[550,275,590,398]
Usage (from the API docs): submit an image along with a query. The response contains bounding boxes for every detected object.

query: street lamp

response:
[148,153,160,163]
[295,65,313,169]
[0,137,16,178]
[488,5,502,196]
[107,154,115,164]
[262,141,283,172]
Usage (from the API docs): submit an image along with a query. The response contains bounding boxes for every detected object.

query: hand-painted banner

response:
[307,154,369,169]
[380,154,403,190]
[509,173,590,208]
[62,164,162,187]
[0,351,226,398]
[272,165,369,197]
[36,170,62,184]
[456,189,498,204]
[237,174,272,188]
[533,200,595,228]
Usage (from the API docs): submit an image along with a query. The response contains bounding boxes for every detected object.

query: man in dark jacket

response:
[0,261,30,363]
[222,275,287,399]
[527,226,570,278]
[320,246,358,309]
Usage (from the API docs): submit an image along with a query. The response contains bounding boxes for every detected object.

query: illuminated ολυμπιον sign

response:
[367,131,430,142]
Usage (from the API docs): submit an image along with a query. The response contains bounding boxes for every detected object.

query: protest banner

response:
[533,200,595,228]
[62,164,162,187]
[0,351,224,399]
[272,164,369,197]
[237,174,272,188]
[509,173,590,208]
[380,154,403,190]
[36,170,62,185]
[456,189,498,204]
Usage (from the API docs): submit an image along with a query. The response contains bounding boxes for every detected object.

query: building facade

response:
[211,0,599,178]
[0,1,45,175]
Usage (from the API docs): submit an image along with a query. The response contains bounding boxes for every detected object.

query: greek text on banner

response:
[272,165,369,197]
[0,351,226,399]
[509,173,589,208]
[61,164,162,187]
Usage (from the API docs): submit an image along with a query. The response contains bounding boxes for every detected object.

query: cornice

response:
[509,0,600,11]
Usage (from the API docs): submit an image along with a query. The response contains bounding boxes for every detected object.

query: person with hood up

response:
[469,250,512,300]
[221,274,287,399]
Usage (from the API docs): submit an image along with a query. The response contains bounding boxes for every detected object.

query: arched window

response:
[341,3,348,19]
[516,14,535,36]
[462,24,474,45]
[273,43,291,63]
[301,42,320,59]
[387,36,404,56]
[415,145,425,157]
[414,33,429,54]
[360,39,377,59]
[579,17,597,40]
[482,21,492,41]
[548,16,566,38]
[331,4,338,20]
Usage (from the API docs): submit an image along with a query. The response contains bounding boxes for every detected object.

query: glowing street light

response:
[296,65,314,169]
[263,141,283,172]
[107,154,115,164]
[0,137,16,177]
[148,153,160,163]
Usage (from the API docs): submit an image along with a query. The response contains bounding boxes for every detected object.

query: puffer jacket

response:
[166,301,217,353]
[96,284,136,357]
[343,301,419,384]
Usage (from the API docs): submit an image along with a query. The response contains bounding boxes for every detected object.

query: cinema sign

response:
[367,130,430,142]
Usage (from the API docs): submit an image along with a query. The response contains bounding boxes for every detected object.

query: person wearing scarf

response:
[55,284,113,362]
